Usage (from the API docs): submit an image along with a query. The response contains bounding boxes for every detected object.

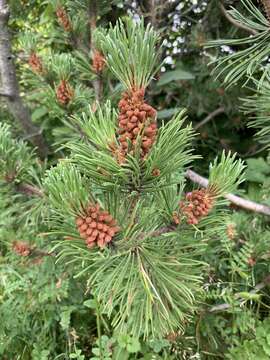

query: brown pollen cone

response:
[226,223,236,240]
[56,6,72,31]
[56,80,74,105]
[179,188,214,225]
[12,241,31,257]
[92,50,106,73]
[28,52,43,74]
[75,203,120,249]
[116,88,157,162]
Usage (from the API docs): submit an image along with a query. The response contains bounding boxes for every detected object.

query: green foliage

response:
[242,78,270,146]
[68,108,195,191]
[245,157,270,183]
[157,68,195,87]
[227,318,270,359]
[0,123,35,182]
[208,151,245,196]
[44,162,90,217]
[96,18,160,89]
[207,0,270,87]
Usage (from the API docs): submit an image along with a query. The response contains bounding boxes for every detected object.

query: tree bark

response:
[0,0,48,157]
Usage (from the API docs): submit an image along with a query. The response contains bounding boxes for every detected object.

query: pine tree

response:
[43,19,245,338]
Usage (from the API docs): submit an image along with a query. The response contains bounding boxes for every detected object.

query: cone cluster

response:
[92,50,105,73]
[12,241,31,257]
[56,6,72,31]
[75,203,120,249]
[56,80,74,105]
[179,189,214,225]
[116,88,157,161]
[28,52,43,74]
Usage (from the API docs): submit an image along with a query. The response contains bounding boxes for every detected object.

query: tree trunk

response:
[0,0,48,157]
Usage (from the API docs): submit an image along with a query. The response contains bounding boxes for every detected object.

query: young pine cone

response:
[28,52,43,74]
[56,6,72,31]
[75,203,120,249]
[12,241,31,257]
[179,189,214,225]
[116,88,157,161]
[92,50,106,73]
[56,80,74,106]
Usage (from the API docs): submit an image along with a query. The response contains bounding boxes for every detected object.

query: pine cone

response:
[115,88,157,162]
[92,50,106,73]
[179,189,214,225]
[56,6,72,31]
[28,52,43,74]
[75,203,120,249]
[226,223,236,240]
[56,80,74,105]
[12,241,31,256]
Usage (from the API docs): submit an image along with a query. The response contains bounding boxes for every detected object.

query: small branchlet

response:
[208,151,245,197]
[95,18,160,90]
[43,162,90,217]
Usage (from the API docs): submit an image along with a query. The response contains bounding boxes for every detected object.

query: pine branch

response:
[185,169,270,216]
[194,107,225,130]
[0,0,48,158]
[219,2,258,35]
[97,19,159,90]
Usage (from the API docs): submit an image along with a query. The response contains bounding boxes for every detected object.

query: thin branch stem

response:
[219,2,258,35]
[194,107,225,130]
[209,274,270,312]
[185,169,270,216]
[0,0,48,157]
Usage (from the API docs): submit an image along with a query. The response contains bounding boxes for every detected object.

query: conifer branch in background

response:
[194,106,225,130]
[219,2,258,35]
[207,0,270,87]
[0,0,48,157]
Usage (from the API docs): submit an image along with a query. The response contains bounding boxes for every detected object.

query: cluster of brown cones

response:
[56,6,72,32]
[75,203,120,249]
[179,189,214,225]
[56,79,74,105]
[28,52,43,74]
[115,88,157,161]
[12,241,31,257]
[92,50,106,73]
